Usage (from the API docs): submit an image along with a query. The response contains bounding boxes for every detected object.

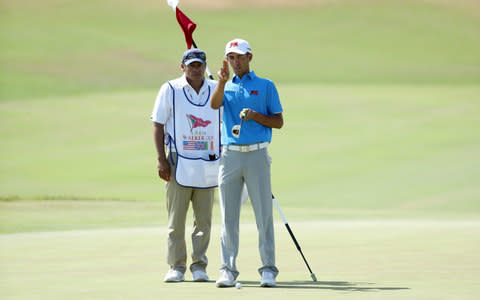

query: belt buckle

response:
[240,145,249,152]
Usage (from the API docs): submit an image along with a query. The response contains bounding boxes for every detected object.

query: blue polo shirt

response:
[221,71,283,145]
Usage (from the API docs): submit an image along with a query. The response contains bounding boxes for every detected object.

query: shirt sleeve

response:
[266,80,283,115]
[150,83,172,124]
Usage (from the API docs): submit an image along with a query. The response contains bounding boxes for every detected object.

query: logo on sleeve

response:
[250,90,259,95]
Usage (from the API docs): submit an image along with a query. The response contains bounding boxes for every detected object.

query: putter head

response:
[311,273,317,282]
[232,124,241,138]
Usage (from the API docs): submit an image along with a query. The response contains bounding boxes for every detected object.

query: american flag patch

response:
[183,141,208,150]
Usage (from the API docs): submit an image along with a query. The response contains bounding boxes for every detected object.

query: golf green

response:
[1,207,478,299]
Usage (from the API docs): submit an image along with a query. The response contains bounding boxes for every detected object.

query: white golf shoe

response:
[192,270,209,282]
[163,269,185,282]
[215,269,236,287]
[260,271,276,287]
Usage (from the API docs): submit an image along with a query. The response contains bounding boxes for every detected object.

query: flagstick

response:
[192,40,214,80]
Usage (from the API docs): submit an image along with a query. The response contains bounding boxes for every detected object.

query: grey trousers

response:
[166,152,214,274]
[218,147,279,279]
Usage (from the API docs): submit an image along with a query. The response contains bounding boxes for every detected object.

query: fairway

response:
[1,214,479,300]
[1,85,479,208]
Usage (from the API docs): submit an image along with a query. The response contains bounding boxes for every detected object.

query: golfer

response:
[151,48,221,283]
[211,38,284,287]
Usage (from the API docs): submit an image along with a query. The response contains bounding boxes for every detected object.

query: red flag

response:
[175,7,196,49]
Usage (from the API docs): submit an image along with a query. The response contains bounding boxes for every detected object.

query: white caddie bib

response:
[167,81,221,188]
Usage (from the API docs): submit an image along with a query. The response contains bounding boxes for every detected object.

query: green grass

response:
[271,84,480,214]
[1,1,480,298]
[1,215,479,299]
[0,200,166,233]
[1,85,479,216]
[1,0,478,209]
[1,0,479,100]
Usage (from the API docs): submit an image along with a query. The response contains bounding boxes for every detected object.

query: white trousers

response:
[218,147,279,279]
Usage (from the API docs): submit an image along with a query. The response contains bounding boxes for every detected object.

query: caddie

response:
[151,48,220,283]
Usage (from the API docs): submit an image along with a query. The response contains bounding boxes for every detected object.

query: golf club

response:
[232,119,242,138]
[232,111,247,138]
[272,194,317,281]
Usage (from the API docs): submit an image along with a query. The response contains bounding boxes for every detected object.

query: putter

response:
[232,121,242,138]
[273,194,317,281]
[232,113,245,138]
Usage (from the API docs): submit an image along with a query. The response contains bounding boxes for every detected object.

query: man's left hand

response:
[240,108,255,121]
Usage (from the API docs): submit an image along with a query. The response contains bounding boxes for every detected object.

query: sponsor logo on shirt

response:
[186,114,211,132]
[183,114,215,151]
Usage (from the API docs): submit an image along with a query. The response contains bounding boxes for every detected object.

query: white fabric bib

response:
[168,81,221,188]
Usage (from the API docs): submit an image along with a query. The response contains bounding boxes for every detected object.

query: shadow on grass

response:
[239,280,410,291]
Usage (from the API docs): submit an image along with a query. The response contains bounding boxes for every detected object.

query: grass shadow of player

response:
[240,280,410,291]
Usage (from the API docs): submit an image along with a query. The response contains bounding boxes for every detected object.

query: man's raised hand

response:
[217,59,230,83]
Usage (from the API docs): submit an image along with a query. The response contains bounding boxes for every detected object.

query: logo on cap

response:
[225,38,252,56]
